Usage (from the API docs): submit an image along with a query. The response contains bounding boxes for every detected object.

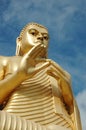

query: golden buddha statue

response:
[0,22,82,130]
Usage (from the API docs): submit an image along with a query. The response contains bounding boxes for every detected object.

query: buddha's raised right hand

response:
[18,43,49,80]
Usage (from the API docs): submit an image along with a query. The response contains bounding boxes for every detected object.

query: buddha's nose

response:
[37,33,43,41]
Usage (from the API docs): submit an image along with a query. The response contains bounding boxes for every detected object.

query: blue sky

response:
[0,0,86,129]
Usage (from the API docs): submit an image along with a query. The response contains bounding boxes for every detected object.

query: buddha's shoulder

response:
[0,55,22,59]
[0,56,22,66]
[0,56,9,63]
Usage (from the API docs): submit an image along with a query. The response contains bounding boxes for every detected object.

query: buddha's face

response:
[18,24,49,56]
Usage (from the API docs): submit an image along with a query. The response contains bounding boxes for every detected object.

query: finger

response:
[31,46,45,59]
[47,66,67,82]
[28,43,42,57]
[50,60,68,78]
[50,66,64,80]
[47,68,60,80]
[49,66,61,77]
[24,44,44,59]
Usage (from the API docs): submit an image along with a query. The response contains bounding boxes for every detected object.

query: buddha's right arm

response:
[0,71,25,104]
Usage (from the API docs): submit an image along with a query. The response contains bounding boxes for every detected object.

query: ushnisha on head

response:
[16,22,49,58]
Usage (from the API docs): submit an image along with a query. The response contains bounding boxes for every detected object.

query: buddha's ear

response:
[16,37,22,56]
[16,37,22,44]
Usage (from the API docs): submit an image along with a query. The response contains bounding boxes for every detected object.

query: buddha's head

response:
[16,22,49,58]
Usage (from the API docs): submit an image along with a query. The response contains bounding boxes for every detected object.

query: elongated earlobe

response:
[16,44,21,56]
[16,37,22,56]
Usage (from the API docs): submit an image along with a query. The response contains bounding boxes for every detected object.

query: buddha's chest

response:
[4,71,55,124]
[16,69,52,99]
[4,69,62,113]
[4,70,53,109]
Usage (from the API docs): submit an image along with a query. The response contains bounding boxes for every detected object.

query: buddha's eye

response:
[29,29,37,36]
[31,31,36,36]
[44,36,48,40]
[43,34,49,40]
